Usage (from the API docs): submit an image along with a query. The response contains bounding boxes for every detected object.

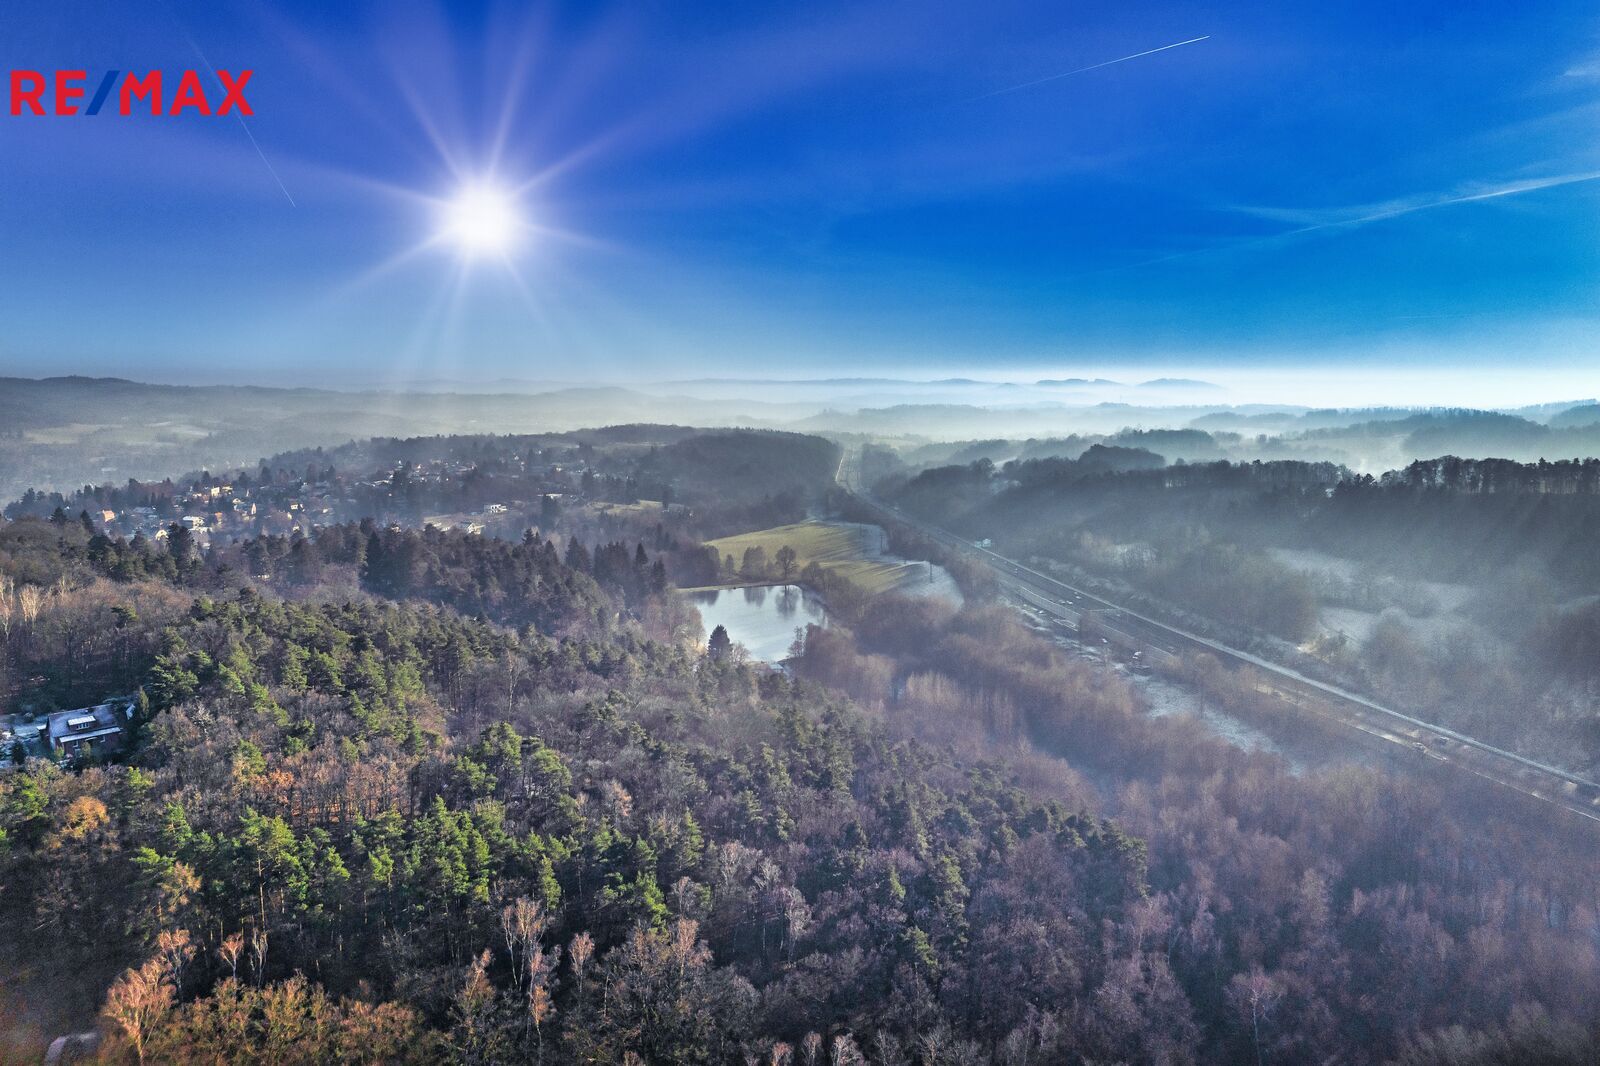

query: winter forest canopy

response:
[0,423,1598,1064]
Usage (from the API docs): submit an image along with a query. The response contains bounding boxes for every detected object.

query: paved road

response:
[837,450,1600,828]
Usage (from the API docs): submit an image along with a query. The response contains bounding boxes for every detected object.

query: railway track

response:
[836,451,1600,828]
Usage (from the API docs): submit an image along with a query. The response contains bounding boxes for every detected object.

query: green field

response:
[699,520,929,596]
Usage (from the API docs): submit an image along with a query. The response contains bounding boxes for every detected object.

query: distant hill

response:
[0,377,796,503]
[1138,377,1222,390]
[1550,403,1600,428]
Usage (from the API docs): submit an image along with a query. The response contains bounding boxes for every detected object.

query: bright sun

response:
[440,184,523,257]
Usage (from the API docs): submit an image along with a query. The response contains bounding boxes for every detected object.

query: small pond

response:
[690,584,827,662]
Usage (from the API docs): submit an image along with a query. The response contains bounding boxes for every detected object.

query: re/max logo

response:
[8,69,253,116]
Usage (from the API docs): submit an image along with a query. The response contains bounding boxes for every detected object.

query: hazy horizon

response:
[3,364,1594,412]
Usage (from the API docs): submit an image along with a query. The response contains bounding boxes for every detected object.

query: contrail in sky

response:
[185,37,297,207]
[974,35,1210,100]
[158,0,296,206]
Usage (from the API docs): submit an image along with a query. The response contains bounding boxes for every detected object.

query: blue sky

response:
[1,0,1597,391]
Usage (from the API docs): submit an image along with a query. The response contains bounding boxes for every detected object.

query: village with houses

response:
[0,436,652,553]
[0,443,615,775]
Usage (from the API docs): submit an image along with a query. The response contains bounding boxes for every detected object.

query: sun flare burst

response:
[438,183,524,258]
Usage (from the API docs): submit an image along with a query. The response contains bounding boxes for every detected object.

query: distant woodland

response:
[880,452,1600,771]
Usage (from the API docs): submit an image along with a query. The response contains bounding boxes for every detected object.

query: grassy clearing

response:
[701,520,931,596]
[591,500,664,516]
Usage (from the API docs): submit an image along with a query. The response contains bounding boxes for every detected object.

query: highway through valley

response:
[835,449,1600,829]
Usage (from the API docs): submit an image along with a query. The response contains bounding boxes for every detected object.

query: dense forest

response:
[1,455,1599,1063]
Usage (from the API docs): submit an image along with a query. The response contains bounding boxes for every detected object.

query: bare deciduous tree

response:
[500,896,559,1062]
[17,583,43,628]
[0,575,14,644]
[103,928,192,1065]
[218,932,245,980]
[249,926,269,986]
[103,957,173,1066]
[1228,966,1285,1066]
[500,897,548,994]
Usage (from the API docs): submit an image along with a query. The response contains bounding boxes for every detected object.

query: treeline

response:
[883,460,1335,642]
[7,480,181,522]
[884,456,1344,516]
[1367,456,1600,494]
[888,452,1600,606]
[1004,457,1343,495]
[894,428,1237,473]
[1310,463,1600,591]
[632,430,841,504]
